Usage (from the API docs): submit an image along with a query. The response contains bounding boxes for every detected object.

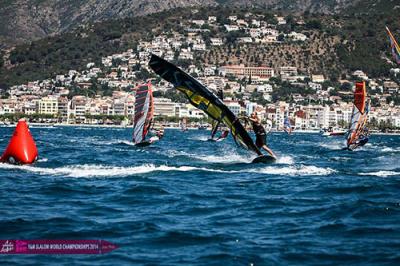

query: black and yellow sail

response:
[148,54,263,156]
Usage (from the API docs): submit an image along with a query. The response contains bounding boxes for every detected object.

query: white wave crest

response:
[0,162,335,178]
[29,126,55,129]
[196,153,250,163]
[359,171,400,177]
[191,135,210,141]
[0,163,231,178]
[116,140,136,146]
[319,142,345,150]
[276,155,294,164]
[253,165,335,176]
[381,147,400,152]
[99,139,137,146]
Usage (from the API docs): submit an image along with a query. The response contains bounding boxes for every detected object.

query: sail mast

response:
[386,26,400,64]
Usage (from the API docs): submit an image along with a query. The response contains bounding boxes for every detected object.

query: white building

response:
[225,101,241,116]
[224,25,239,32]
[256,84,273,93]
[38,96,59,115]
[208,16,217,23]
[193,43,206,51]
[210,38,223,46]
[154,98,176,117]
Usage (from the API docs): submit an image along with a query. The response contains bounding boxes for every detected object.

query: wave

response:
[381,147,400,152]
[359,171,400,177]
[276,155,294,164]
[319,142,346,150]
[250,165,335,176]
[160,148,247,163]
[29,125,55,129]
[196,153,250,163]
[0,163,231,178]
[114,140,136,146]
[0,162,334,178]
[92,139,136,146]
[191,135,210,141]
[163,147,295,165]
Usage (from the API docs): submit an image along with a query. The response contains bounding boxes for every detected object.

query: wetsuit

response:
[252,121,267,148]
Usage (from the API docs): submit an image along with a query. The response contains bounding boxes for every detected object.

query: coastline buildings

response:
[1,12,399,129]
[219,65,275,81]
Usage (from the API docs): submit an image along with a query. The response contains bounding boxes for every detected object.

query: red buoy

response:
[1,119,38,164]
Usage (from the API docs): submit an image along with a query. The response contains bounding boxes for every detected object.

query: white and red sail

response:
[133,82,154,144]
[346,81,369,149]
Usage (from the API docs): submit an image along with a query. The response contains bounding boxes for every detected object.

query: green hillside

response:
[0,5,399,90]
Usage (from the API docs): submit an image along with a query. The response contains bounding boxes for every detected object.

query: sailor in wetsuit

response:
[216,129,229,141]
[246,112,277,159]
[357,126,369,146]
[149,128,164,144]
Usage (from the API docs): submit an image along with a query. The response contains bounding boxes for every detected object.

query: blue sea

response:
[1,125,399,265]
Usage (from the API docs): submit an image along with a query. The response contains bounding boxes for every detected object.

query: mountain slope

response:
[0,0,215,48]
[2,0,398,47]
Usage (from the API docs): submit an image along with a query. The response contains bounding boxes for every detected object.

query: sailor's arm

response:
[246,117,258,123]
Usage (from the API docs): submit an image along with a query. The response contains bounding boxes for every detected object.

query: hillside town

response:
[1,12,400,130]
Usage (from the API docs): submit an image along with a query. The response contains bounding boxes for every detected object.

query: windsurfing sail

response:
[283,117,292,134]
[386,26,400,64]
[148,54,264,156]
[346,81,369,150]
[210,120,219,139]
[132,82,154,144]
[210,89,224,140]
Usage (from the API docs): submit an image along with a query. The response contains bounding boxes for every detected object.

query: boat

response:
[385,26,400,64]
[321,127,346,136]
[132,82,154,146]
[148,54,276,162]
[346,81,370,150]
[198,124,207,130]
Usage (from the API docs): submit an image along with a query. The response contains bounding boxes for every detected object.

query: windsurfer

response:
[283,116,292,134]
[357,126,369,146]
[149,128,164,144]
[245,112,277,159]
[216,129,229,141]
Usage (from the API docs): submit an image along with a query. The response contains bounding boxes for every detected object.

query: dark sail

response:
[149,54,263,156]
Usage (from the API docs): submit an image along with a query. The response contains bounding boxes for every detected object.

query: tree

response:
[340,82,352,90]
[135,68,150,81]
[306,19,322,30]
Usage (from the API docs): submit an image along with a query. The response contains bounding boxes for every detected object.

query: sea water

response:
[0,126,399,265]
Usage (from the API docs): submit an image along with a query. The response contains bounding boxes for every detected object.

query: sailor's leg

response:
[262,145,277,159]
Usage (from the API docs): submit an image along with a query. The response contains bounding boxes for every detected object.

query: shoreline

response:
[1,123,400,135]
